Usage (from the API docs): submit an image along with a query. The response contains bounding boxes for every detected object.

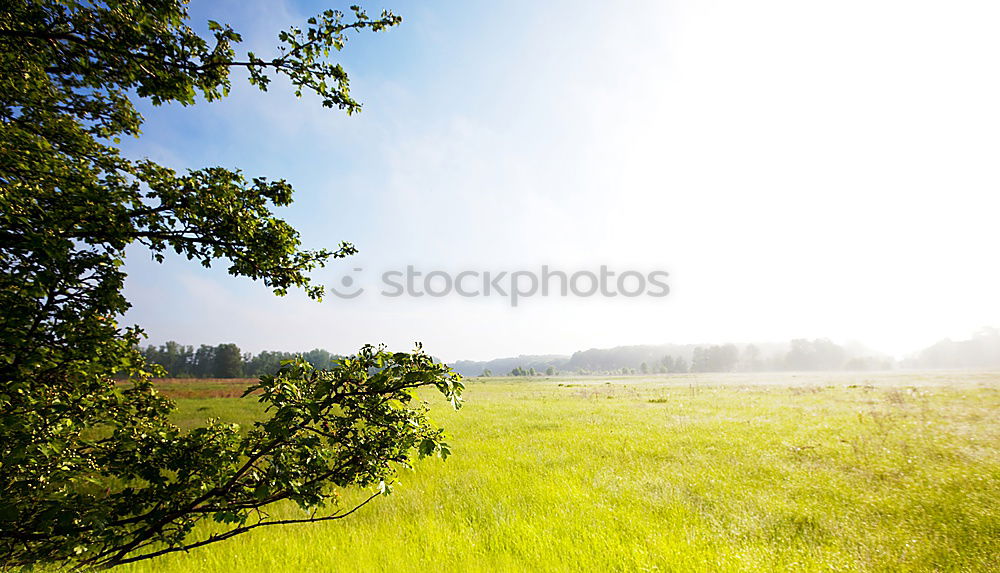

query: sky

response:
[122,0,1000,362]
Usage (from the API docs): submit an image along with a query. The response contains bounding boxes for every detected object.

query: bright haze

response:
[122,0,1000,362]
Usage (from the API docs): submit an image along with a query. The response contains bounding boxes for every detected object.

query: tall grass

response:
[120,372,1000,572]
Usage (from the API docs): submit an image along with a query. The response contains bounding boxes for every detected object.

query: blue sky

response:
[123,0,1000,361]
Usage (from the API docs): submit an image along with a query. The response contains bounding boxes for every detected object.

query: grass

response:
[119,371,1000,572]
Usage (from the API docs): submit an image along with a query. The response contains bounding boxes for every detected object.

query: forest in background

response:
[140,343,339,378]
[142,328,1000,378]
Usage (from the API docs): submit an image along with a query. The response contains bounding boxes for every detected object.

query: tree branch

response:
[101,491,381,568]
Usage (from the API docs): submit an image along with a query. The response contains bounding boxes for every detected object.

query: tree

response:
[710,344,739,372]
[302,348,337,370]
[245,349,296,377]
[192,344,217,378]
[0,1,462,569]
[141,341,195,377]
[661,355,674,373]
[672,356,688,373]
[212,343,244,378]
[785,338,846,371]
[691,347,707,372]
[740,344,761,372]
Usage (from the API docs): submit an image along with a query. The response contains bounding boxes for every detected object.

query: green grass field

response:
[121,371,1000,572]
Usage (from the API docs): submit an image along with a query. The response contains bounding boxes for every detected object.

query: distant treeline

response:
[144,328,1000,379]
[140,342,340,378]
[901,327,1000,369]
[471,329,1000,377]
[455,338,895,377]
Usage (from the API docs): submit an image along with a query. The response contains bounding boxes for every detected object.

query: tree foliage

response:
[0,1,462,569]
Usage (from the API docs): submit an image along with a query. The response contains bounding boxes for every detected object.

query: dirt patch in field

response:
[150,378,261,399]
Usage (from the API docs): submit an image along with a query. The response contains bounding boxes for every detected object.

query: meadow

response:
[121,371,1000,572]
